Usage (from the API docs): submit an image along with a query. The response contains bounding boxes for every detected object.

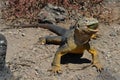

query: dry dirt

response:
[0,21,120,80]
[0,1,120,80]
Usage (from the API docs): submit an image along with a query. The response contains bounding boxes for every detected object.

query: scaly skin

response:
[38,17,103,73]
[13,17,103,73]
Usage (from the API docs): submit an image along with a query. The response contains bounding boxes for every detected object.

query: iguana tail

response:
[13,23,68,36]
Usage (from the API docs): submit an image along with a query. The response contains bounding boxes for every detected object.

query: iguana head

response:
[75,17,99,33]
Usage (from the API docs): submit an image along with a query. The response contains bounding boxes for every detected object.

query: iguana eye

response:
[85,20,89,23]
[85,20,88,22]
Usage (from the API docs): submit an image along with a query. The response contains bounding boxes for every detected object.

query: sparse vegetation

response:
[2,0,118,25]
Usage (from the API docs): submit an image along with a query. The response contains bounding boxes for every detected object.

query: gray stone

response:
[38,4,68,24]
[0,34,7,71]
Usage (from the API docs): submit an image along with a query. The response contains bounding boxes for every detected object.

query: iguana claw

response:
[38,37,46,45]
[48,65,62,75]
[92,63,103,72]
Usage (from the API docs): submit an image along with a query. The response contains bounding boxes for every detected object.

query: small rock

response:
[37,3,68,24]
[21,33,25,37]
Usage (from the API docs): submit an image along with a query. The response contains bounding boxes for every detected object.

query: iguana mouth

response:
[87,23,99,32]
[81,26,98,34]
[87,28,98,32]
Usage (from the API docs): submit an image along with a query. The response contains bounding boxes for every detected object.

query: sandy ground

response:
[0,1,120,80]
[0,21,120,80]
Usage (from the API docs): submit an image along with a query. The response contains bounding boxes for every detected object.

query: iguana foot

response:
[38,37,46,45]
[91,33,102,40]
[92,62,103,72]
[49,66,62,74]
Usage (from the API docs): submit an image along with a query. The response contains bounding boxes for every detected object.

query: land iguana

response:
[10,17,103,73]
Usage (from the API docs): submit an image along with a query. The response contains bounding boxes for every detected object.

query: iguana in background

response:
[11,17,103,73]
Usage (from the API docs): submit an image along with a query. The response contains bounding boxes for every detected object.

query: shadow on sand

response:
[61,53,91,64]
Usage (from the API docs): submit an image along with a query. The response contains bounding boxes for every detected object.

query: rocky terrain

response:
[0,0,120,80]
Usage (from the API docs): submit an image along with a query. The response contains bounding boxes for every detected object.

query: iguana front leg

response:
[91,34,101,39]
[87,47,103,71]
[51,44,71,73]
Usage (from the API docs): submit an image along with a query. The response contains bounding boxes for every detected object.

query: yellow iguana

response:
[11,17,103,73]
